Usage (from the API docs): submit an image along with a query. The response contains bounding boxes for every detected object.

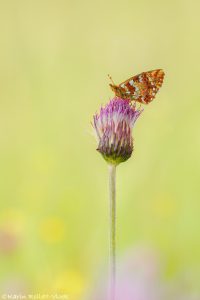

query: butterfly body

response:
[109,69,165,104]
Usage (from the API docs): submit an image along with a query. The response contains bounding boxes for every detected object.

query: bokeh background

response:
[0,0,200,299]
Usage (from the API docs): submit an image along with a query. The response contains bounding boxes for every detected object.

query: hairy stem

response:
[108,164,116,300]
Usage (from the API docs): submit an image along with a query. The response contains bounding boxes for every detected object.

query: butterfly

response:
[109,69,165,104]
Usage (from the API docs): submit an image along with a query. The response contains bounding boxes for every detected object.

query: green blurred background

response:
[0,0,200,298]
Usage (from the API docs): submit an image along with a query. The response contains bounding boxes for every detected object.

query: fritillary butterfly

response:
[109,69,165,104]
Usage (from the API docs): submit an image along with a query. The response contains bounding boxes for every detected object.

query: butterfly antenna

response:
[108,74,115,85]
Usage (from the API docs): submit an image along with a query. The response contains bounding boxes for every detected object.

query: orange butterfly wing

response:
[119,69,165,104]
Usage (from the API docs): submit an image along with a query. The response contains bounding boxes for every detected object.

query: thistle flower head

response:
[93,98,143,165]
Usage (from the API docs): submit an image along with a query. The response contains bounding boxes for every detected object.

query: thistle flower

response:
[93,98,142,165]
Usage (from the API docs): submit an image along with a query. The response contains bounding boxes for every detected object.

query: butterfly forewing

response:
[117,69,165,104]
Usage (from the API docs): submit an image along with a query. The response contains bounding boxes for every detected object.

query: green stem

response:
[108,164,116,300]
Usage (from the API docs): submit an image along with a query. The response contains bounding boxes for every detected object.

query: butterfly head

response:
[109,83,123,98]
[109,83,117,92]
[108,74,120,96]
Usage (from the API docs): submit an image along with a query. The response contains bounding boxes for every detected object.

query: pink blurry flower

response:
[0,228,19,254]
[88,246,162,300]
[0,276,29,294]
[87,246,200,300]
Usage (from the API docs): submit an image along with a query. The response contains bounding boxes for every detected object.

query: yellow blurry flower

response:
[52,270,86,300]
[40,217,65,243]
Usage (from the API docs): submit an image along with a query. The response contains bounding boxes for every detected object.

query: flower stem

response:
[108,164,116,300]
